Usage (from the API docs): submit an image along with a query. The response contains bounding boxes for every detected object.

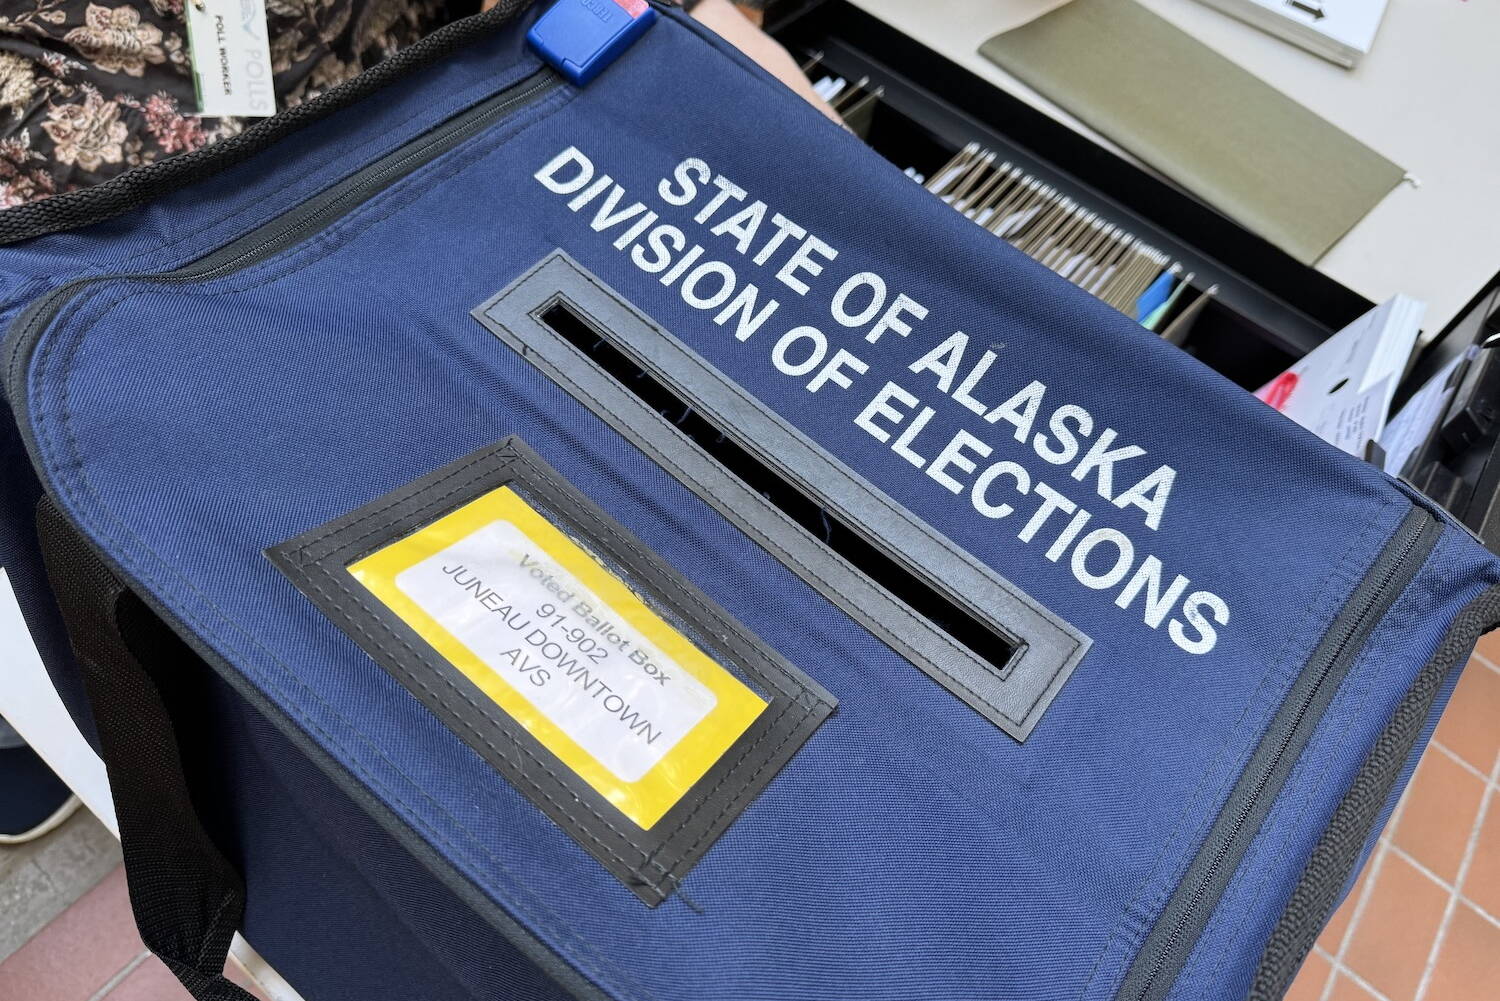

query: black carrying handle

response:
[36,497,257,1001]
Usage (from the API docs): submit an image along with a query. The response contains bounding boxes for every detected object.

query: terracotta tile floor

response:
[1290,644,1500,1001]
[0,866,267,1001]
[0,654,1496,1000]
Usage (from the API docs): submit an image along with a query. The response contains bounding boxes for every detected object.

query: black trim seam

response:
[268,438,836,906]
[1249,582,1500,1000]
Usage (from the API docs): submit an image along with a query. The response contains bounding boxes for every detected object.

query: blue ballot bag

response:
[1,3,1497,1000]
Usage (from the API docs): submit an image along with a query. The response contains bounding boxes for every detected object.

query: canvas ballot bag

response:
[1,4,1497,1000]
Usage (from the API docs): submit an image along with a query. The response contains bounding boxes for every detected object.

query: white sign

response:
[186,0,275,118]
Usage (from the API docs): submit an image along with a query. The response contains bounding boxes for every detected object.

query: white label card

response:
[393,521,719,783]
[185,0,276,118]
[342,483,768,831]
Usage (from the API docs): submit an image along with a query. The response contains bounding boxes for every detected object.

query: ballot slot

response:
[536,299,1023,676]
[475,251,1091,739]
[774,2,1374,390]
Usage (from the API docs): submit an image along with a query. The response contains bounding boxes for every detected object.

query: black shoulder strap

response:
[35,497,257,1001]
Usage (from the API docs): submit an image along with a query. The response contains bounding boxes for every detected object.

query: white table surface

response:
[1,571,306,1001]
[849,0,1500,331]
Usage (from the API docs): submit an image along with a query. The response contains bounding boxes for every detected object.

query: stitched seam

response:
[0,67,529,381]
[15,65,559,395]
[2,276,49,392]
[30,103,653,1001]
[33,309,787,897]
[286,445,815,706]
[508,450,816,704]
[1114,508,1387,992]
[545,265,1046,698]
[1198,684,1378,991]
[286,447,816,705]
[28,92,1394,999]
[21,83,574,484]
[526,349,985,708]
[7,282,112,405]
[1199,559,1427,990]
[33,133,827,900]
[286,446,805,696]
[1,68,537,394]
[27,16,786,995]
[118,69,542,275]
[641,684,815,879]
[32,60,1033,726]
[559,370,1023,722]
[38,429,648,1001]
[137,83,576,305]
[285,444,826,892]
[193,890,238,968]
[296,562,670,882]
[295,455,517,555]
[484,287,1078,863]
[1076,502,1392,1001]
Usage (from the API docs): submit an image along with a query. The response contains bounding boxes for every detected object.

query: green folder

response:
[980,0,1404,264]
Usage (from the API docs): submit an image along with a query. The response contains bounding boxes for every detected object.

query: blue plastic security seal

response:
[527,0,659,86]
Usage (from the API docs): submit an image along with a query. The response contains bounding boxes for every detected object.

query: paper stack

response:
[1256,295,1425,458]
[1194,0,1389,68]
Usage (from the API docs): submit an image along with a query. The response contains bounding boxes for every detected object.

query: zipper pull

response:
[527,0,658,87]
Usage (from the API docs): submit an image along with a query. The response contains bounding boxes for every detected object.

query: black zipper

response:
[1116,505,1442,1001]
[3,66,562,410]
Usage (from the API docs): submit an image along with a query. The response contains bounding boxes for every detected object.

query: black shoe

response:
[0,743,80,844]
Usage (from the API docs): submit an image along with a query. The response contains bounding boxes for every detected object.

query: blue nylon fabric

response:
[174,629,579,1001]
[1164,527,1500,1001]
[6,7,1500,1001]
[0,400,98,747]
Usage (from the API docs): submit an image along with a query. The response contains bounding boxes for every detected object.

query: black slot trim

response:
[538,300,1023,680]
[473,251,1091,742]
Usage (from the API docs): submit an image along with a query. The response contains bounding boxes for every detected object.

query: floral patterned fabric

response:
[0,0,463,207]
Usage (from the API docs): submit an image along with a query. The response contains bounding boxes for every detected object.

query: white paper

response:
[1210,0,1388,53]
[394,521,717,782]
[1256,295,1425,457]
[1379,350,1470,477]
[186,0,275,118]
